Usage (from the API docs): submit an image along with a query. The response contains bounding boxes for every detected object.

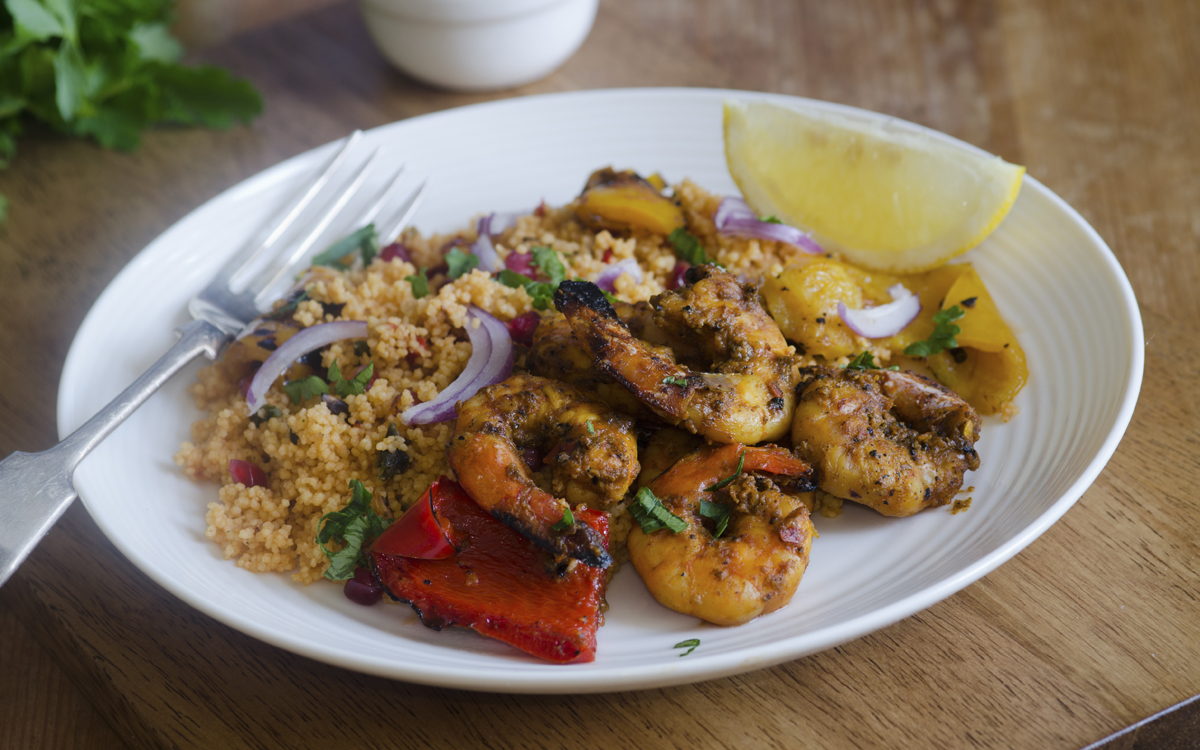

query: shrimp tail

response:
[555,280,693,421]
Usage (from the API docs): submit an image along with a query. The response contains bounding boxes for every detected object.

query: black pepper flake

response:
[768,397,785,410]
[960,297,978,308]
[951,347,968,363]
[815,316,826,324]
[289,430,299,445]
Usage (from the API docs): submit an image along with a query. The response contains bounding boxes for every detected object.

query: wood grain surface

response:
[2,1,1198,748]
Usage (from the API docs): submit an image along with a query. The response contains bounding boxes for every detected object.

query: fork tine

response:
[250,147,386,305]
[378,178,429,245]
[225,130,363,292]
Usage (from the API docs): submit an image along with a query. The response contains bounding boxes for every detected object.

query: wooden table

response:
[2,2,1197,748]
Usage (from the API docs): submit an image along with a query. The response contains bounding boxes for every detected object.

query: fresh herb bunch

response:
[0,0,263,221]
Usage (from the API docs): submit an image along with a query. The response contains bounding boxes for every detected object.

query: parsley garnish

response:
[406,267,430,298]
[531,246,566,284]
[0,2,262,223]
[586,419,596,435]
[328,359,373,398]
[498,269,533,288]
[353,340,371,357]
[760,215,783,224]
[551,506,575,532]
[445,247,480,279]
[602,289,621,305]
[698,501,732,538]
[630,487,688,534]
[269,290,309,319]
[283,376,329,404]
[904,306,965,357]
[668,228,710,266]
[317,480,391,580]
[706,451,745,492]
[674,638,700,656]
[312,224,379,266]
[663,376,689,386]
[846,351,900,371]
[249,405,282,427]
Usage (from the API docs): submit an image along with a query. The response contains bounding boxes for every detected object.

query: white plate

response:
[58,89,1143,693]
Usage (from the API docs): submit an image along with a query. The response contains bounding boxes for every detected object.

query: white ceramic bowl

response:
[359,0,598,91]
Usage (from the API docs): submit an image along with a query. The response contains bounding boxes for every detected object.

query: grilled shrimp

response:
[447,374,639,568]
[628,443,817,626]
[791,366,981,516]
[554,265,798,444]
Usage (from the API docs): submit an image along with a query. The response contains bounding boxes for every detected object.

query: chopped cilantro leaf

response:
[312,224,378,267]
[406,267,430,298]
[846,351,879,370]
[249,405,282,427]
[353,340,371,357]
[904,306,965,357]
[698,500,732,538]
[630,487,688,534]
[498,269,534,288]
[668,228,710,266]
[760,215,783,224]
[586,419,596,435]
[551,506,575,532]
[283,376,328,404]
[674,638,700,656]
[525,281,557,310]
[602,289,621,305]
[531,246,566,284]
[445,247,480,279]
[328,359,374,398]
[706,451,745,492]
[317,480,391,580]
[663,376,689,386]
[269,290,309,319]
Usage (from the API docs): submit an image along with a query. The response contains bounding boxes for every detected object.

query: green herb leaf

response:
[630,487,688,534]
[531,246,566,284]
[760,215,783,224]
[6,0,66,41]
[353,340,371,357]
[283,376,328,404]
[601,289,621,305]
[129,22,183,63]
[445,247,480,279]
[706,450,745,492]
[377,446,411,482]
[699,501,731,538]
[312,224,378,267]
[328,359,373,398]
[497,269,534,288]
[406,267,430,298]
[662,376,688,386]
[317,480,391,580]
[525,281,557,311]
[846,351,878,370]
[674,638,700,656]
[668,228,711,266]
[904,306,965,357]
[551,506,574,532]
[249,405,282,427]
[586,419,595,435]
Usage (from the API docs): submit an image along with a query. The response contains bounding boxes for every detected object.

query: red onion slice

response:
[714,197,823,254]
[594,258,644,292]
[401,307,513,425]
[245,320,369,412]
[470,222,501,274]
[836,284,921,339]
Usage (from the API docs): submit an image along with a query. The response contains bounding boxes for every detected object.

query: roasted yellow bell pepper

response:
[575,168,684,236]
[760,258,865,359]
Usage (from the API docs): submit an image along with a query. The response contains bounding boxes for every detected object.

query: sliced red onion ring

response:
[469,212,524,274]
[401,307,513,425]
[245,320,369,412]
[594,258,644,292]
[836,284,921,339]
[714,197,823,254]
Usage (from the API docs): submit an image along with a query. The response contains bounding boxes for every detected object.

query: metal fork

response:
[0,131,426,587]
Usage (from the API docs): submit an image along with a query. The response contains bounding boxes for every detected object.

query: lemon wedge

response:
[724,100,1025,273]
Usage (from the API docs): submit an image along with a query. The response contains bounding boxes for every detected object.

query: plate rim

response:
[57,86,1145,693]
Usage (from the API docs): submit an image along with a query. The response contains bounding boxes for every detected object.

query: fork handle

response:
[0,319,230,588]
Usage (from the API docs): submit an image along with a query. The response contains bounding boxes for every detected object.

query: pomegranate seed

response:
[379,243,412,263]
[602,249,614,263]
[506,311,541,346]
[522,447,545,472]
[344,568,383,606]
[229,459,269,488]
[667,261,690,290]
[504,250,538,279]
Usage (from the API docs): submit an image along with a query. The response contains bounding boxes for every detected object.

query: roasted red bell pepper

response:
[371,477,608,664]
[372,481,458,559]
